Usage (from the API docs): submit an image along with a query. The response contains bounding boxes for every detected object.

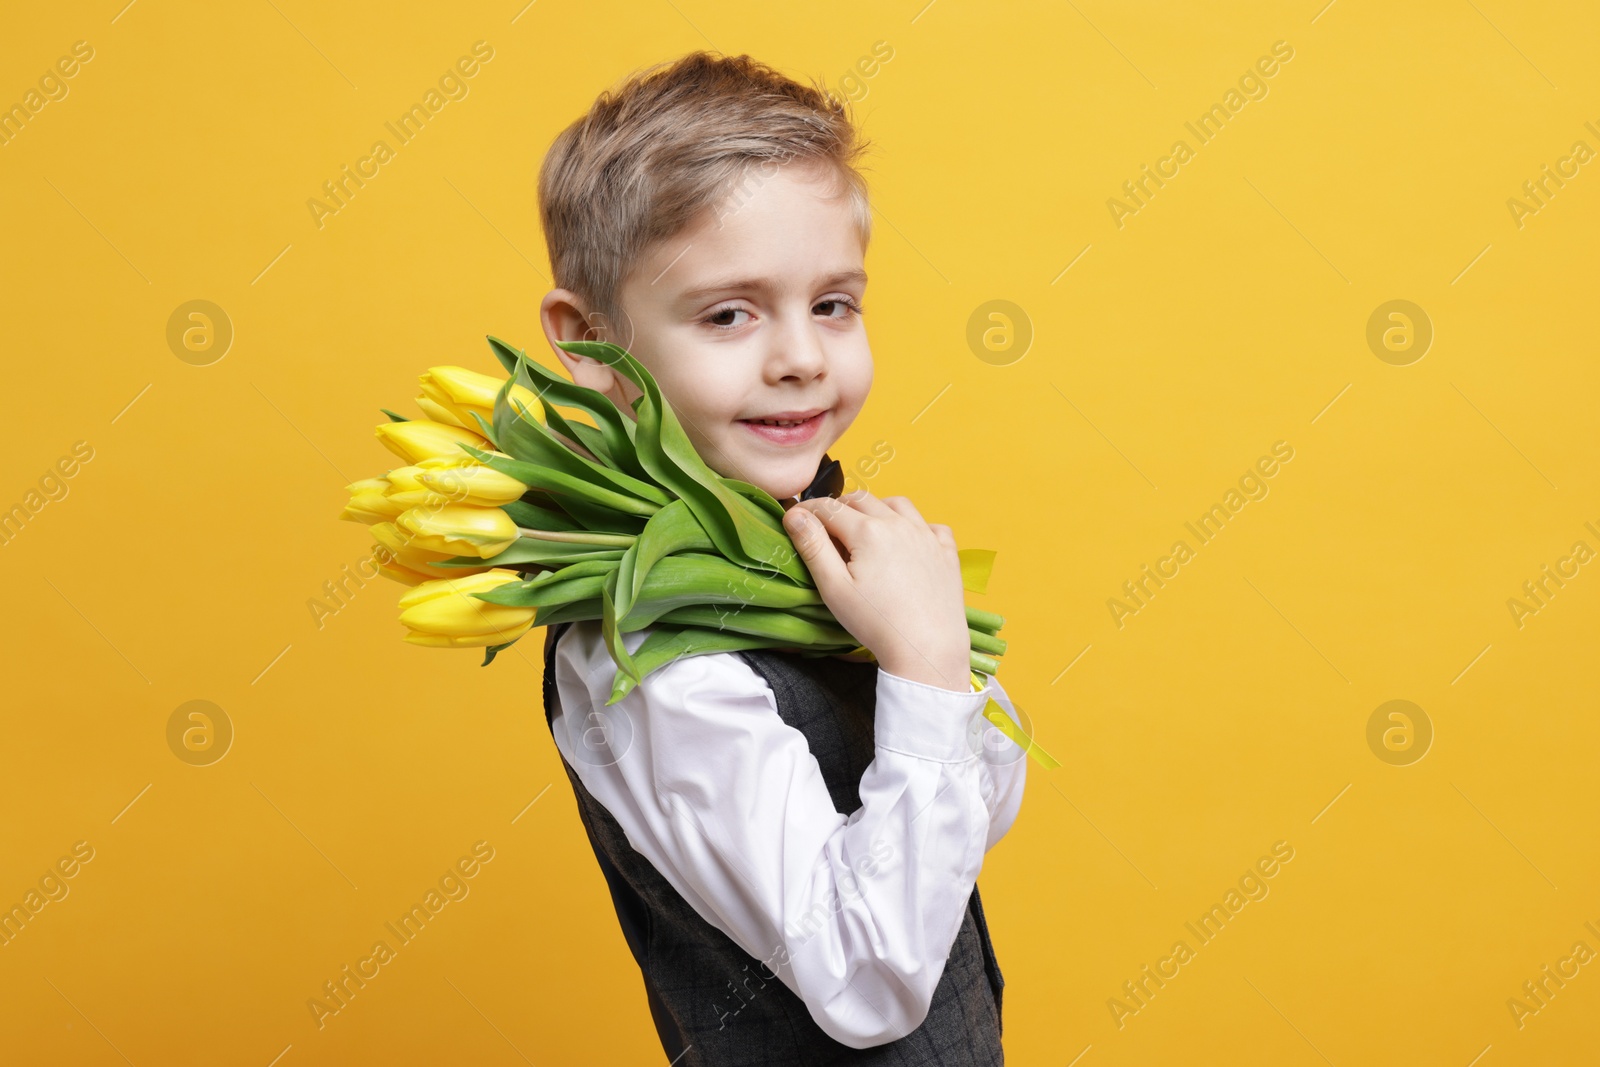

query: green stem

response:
[969,628,1007,656]
[965,606,1005,635]
[517,527,637,548]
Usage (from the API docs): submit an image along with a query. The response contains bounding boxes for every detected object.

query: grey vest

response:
[542,620,1006,1064]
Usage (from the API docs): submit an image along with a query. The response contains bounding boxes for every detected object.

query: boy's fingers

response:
[840,489,895,518]
[782,507,851,586]
[795,496,869,544]
[879,495,927,525]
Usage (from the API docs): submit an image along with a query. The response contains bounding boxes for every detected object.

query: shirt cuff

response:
[872,668,993,764]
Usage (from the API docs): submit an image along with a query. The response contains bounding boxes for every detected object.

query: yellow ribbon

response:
[956,548,1058,768]
[958,548,997,594]
[972,671,1060,769]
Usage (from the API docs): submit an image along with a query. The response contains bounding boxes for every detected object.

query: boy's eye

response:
[704,305,750,329]
[814,297,863,319]
[701,298,863,329]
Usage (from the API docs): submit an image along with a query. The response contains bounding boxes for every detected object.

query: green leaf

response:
[462,443,660,519]
[488,335,652,483]
[652,604,856,648]
[488,371,671,509]
[619,553,822,632]
[467,559,617,601]
[549,493,650,535]
[476,572,609,608]
[510,365,616,468]
[605,625,779,704]
[448,539,625,568]
[508,485,646,537]
[559,420,617,466]
[468,410,500,451]
[380,408,410,423]
[600,573,642,684]
[501,499,584,533]
[613,499,719,621]
[724,478,787,521]
[486,334,520,375]
[527,597,603,627]
[789,603,840,621]
[524,559,621,584]
[430,554,489,570]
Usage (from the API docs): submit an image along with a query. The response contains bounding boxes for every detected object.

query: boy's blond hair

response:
[538,51,873,338]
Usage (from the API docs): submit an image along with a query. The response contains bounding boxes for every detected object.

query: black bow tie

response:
[799,453,844,501]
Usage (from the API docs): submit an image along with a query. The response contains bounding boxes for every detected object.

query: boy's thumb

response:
[783,506,815,543]
[783,508,829,562]
[783,507,848,595]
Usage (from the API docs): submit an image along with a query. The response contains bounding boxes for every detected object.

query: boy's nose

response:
[765,315,829,381]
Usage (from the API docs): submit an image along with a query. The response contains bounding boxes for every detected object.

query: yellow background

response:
[3,0,1597,1063]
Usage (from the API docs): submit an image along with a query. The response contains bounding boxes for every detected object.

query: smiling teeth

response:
[753,418,807,426]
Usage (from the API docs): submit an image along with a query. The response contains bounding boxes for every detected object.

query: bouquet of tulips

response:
[341,336,1055,767]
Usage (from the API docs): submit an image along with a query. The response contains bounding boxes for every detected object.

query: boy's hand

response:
[782,490,972,692]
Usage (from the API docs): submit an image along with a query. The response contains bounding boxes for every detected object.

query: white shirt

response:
[549,620,1028,1048]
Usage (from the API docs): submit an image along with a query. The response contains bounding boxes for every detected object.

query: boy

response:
[534,52,1027,1062]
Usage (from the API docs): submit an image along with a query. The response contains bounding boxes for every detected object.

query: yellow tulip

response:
[414,450,512,470]
[370,521,486,579]
[398,569,536,648]
[375,418,487,465]
[417,462,527,506]
[373,554,436,586]
[341,478,404,525]
[380,466,443,510]
[396,503,519,559]
[417,366,544,431]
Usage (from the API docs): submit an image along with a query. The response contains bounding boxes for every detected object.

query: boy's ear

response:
[539,288,631,403]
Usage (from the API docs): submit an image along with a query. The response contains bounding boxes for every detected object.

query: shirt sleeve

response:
[550,622,1000,1048]
[970,674,1028,853]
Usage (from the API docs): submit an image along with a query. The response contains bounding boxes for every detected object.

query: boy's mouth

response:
[737,409,826,445]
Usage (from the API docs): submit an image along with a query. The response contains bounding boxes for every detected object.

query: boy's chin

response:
[734,457,823,502]
[751,474,812,501]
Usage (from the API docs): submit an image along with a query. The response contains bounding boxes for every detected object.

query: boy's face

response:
[547,162,873,502]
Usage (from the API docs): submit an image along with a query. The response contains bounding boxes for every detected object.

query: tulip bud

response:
[396,503,519,559]
[372,551,436,586]
[341,478,405,525]
[375,419,487,465]
[418,366,544,431]
[370,521,487,580]
[381,466,451,510]
[398,568,537,648]
[414,450,511,470]
[417,462,527,507]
